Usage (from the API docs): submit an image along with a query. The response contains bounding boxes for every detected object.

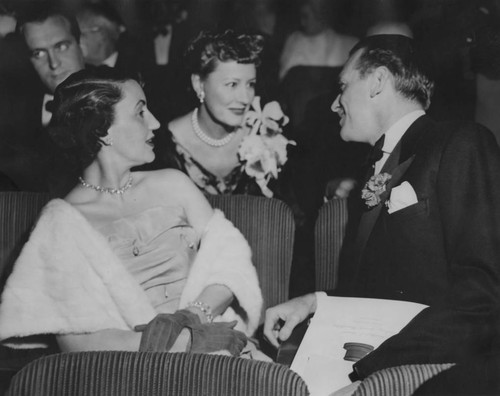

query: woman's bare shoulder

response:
[135,169,196,193]
[135,169,207,214]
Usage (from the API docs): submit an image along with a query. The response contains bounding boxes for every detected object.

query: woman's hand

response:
[135,309,200,352]
[189,320,247,356]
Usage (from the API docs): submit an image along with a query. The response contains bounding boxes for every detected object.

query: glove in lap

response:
[189,320,247,356]
[136,309,201,352]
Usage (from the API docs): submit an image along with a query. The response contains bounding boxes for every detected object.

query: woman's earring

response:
[103,136,113,146]
[197,91,205,104]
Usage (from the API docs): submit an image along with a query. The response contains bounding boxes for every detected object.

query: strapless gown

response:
[98,206,199,313]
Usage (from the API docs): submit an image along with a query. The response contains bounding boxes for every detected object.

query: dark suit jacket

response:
[329,115,500,379]
[0,89,48,191]
[141,23,195,125]
[0,88,78,196]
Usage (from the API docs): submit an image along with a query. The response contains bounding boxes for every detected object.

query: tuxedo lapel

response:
[352,147,402,267]
[352,115,427,267]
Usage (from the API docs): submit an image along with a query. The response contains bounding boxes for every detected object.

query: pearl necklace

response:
[78,174,133,195]
[191,108,234,147]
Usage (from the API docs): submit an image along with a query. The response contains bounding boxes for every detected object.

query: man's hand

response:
[264,293,318,348]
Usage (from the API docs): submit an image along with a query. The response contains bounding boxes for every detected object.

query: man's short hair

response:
[18,4,81,42]
[350,34,434,110]
[78,2,124,27]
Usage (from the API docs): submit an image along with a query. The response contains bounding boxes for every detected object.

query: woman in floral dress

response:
[148,30,292,197]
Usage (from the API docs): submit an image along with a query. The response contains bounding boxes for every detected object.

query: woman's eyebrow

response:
[135,99,146,108]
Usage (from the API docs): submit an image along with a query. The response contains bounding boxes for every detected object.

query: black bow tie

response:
[45,100,54,113]
[367,134,385,165]
[154,25,170,37]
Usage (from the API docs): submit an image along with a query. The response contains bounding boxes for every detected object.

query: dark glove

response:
[188,320,247,356]
[135,309,201,352]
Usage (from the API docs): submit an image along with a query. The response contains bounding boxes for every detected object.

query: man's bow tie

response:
[154,25,170,37]
[45,100,54,113]
[367,134,385,165]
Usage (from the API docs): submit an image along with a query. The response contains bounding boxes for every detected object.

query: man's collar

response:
[382,110,425,154]
[42,93,54,127]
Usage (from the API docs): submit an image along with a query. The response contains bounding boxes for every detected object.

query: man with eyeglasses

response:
[76,2,148,81]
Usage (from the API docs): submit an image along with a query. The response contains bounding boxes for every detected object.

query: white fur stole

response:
[0,199,262,348]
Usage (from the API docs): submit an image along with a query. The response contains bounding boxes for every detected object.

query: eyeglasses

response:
[80,26,103,36]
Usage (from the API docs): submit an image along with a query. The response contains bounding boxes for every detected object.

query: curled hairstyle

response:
[184,30,264,78]
[49,67,134,171]
[351,34,434,110]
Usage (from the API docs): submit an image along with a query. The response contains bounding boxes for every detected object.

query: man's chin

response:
[340,129,351,142]
[46,79,64,93]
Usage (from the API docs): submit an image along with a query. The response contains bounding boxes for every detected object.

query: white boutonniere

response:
[361,172,392,208]
[238,97,295,198]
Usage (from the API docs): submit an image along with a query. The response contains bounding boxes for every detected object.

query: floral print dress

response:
[173,137,245,195]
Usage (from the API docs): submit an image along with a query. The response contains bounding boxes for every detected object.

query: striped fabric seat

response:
[0,192,54,394]
[0,191,51,285]
[7,351,310,396]
[353,363,455,396]
[207,194,295,314]
[314,198,348,291]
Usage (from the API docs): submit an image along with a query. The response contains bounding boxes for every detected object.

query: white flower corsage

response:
[238,97,295,198]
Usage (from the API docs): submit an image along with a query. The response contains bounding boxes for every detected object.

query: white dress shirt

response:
[154,25,172,65]
[374,110,425,174]
[41,94,54,127]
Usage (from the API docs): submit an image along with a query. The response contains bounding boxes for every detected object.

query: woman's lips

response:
[230,108,245,115]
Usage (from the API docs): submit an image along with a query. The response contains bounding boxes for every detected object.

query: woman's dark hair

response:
[184,30,264,78]
[49,67,135,171]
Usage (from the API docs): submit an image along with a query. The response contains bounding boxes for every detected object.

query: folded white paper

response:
[291,295,427,396]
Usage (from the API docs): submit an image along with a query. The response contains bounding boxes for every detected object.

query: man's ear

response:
[369,66,391,98]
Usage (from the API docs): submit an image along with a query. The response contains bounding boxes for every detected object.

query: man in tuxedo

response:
[264,34,500,393]
[0,5,85,194]
[76,2,148,78]
[142,0,194,124]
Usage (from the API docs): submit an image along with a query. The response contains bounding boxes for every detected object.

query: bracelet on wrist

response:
[187,301,214,323]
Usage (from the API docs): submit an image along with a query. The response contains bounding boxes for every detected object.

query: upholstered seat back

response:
[7,351,310,395]
[0,192,54,394]
[314,198,348,291]
[206,195,295,313]
[0,192,51,293]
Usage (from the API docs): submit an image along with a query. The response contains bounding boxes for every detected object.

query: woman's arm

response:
[56,329,142,352]
[166,171,236,320]
[57,327,193,353]
[185,284,234,323]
